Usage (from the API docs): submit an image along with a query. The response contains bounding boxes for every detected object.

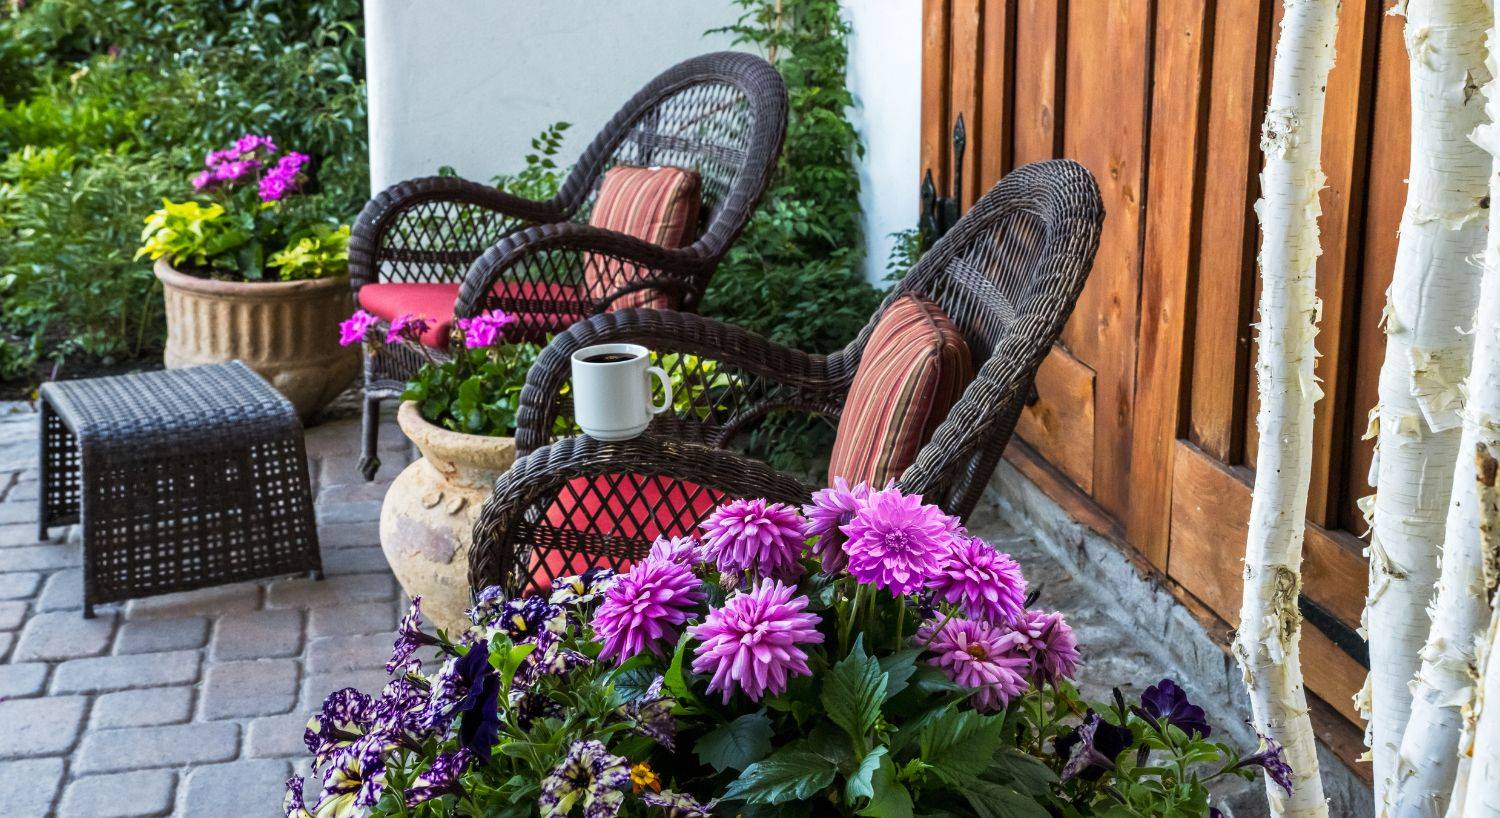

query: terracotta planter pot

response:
[155,259,359,422]
[380,401,517,632]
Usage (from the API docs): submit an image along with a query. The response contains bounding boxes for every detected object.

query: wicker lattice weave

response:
[468,160,1105,595]
[349,51,788,480]
[38,362,322,616]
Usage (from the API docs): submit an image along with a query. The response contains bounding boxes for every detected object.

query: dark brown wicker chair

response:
[350,51,788,479]
[468,159,1104,595]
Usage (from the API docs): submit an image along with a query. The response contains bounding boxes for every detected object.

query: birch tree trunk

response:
[1460,603,1500,818]
[1231,2,1339,815]
[1366,2,1492,809]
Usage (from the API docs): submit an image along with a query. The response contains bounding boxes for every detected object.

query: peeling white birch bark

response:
[1382,3,1494,816]
[1374,0,1488,804]
[1459,601,1500,818]
[1232,2,1339,815]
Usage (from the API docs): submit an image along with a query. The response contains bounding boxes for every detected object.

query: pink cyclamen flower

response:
[387,314,432,345]
[1014,609,1081,682]
[339,310,380,347]
[592,557,704,663]
[841,487,958,596]
[699,498,807,582]
[928,536,1027,625]
[456,310,516,349]
[801,477,870,574]
[917,617,1029,712]
[689,580,823,703]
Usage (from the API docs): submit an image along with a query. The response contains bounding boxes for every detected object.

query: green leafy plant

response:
[703,0,885,473]
[266,222,351,281]
[493,121,571,200]
[135,199,251,271]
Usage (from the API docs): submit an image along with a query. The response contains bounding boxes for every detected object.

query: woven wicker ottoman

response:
[37,361,322,617]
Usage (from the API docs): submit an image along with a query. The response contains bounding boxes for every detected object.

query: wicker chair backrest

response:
[557,52,788,263]
[873,159,1104,517]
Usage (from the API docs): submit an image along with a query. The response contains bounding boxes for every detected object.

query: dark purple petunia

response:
[1236,734,1294,796]
[640,789,718,818]
[1057,711,1134,783]
[513,630,592,689]
[304,687,375,766]
[422,640,501,761]
[405,748,474,806]
[387,596,442,674]
[372,677,430,739]
[1140,678,1212,738]
[621,676,677,750]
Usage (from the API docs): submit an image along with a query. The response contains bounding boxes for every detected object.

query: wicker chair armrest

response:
[468,434,813,594]
[349,176,567,289]
[512,309,854,454]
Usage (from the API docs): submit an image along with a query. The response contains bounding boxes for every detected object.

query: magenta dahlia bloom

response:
[456,310,515,349]
[688,580,823,703]
[339,310,380,347]
[801,477,870,574]
[841,488,957,596]
[1015,609,1081,682]
[699,498,807,581]
[917,617,1029,712]
[592,558,704,663]
[928,536,1027,625]
[646,535,702,566]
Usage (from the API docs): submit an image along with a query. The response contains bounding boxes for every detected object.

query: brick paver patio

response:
[0,403,416,817]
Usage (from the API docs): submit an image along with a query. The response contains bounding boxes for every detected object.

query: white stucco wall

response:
[365,0,921,285]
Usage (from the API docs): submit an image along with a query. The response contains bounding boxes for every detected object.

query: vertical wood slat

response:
[1185,0,1272,463]
[921,0,954,190]
[948,0,985,210]
[977,0,1016,197]
[1344,7,1410,531]
[1060,0,1150,521]
[1011,0,1065,167]
[1126,0,1216,568]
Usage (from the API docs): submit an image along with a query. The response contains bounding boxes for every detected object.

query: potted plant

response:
[138,133,358,420]
[289,487,1295,817]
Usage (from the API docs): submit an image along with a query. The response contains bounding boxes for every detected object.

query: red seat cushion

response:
[357,281,586,348]
[827,294,974,487]
[527,473,725,591]
[585,165,701,311]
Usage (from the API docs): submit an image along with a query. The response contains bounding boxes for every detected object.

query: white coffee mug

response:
[570,343,672,441]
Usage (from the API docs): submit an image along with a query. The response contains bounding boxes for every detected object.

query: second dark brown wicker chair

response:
[350,51,789,479]
[468,159,1105,596]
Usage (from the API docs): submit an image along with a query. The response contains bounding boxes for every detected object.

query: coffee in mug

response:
[570,343,672,441]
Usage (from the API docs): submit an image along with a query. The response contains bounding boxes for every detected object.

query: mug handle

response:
[647,366,673,415]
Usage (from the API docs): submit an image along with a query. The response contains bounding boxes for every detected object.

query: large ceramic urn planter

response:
[381,401,517,633]
[155,259,359,422]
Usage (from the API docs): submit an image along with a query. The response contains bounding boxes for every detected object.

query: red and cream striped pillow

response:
[584,164,701,310]
[826,294,974,487]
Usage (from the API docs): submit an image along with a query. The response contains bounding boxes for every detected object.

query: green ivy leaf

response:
[821,636,887,744]
[723,747,838,805]
[694,712,774,773]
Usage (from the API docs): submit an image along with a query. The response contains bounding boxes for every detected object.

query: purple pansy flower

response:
[916,617,1029,712]
[841,487,957,596]
[688,579,823,703]
[405,748,473,806]
[538,739,632,818]
[1140,678,1211,738]
[700,497,807,581]
[802,477,871,573]
[1057,711,1134,783]
[592,557,705,663]
[339,309,380,347]
[928,536,1027,625]
[1014,609,1081,682]
[640,790,718,818]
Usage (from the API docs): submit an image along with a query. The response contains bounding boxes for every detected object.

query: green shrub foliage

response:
[0,0,366,379]
[705,0,884,473]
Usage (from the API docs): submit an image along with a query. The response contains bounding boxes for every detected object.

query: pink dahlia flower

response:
[699,498,807,581]
[928,536,1027,625]
[917,617,1029,712]
[1014,609,1081,682]
[387,313,431,344]
[339,310,380,347]
[841,488,957,596]
[456,310,515,349]
[592,557,704,663]
[688,580,823,703]
[646,535,702,566]
[801,477,870,574]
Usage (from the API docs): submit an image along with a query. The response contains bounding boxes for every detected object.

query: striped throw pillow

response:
[584,164,701,310]
[826,294,974,487]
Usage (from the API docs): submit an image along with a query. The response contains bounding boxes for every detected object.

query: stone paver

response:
[266,573,394,609]
[35,567,82,611]
[92,686,194,729]
[301,668,394,710]
[73,722,240,773]
[60,770,177,818]
[52,649,201,693]
[0,662,48,698]
[115,615,209,655]
[3,545,79,571]
[317,522,380,548]
[0,599,26,629]
[179,759,291,818]
[0,571,41,599]
[124,582,263,619]
[321,544,387,575]
[308,600,395,638]
[13,610,115,661]
[246,712,315,758]
[200,659,299,719]
[211,609,303,660]
[0,695,87,758]
[306,633,393,674]
[0,757,66,818]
